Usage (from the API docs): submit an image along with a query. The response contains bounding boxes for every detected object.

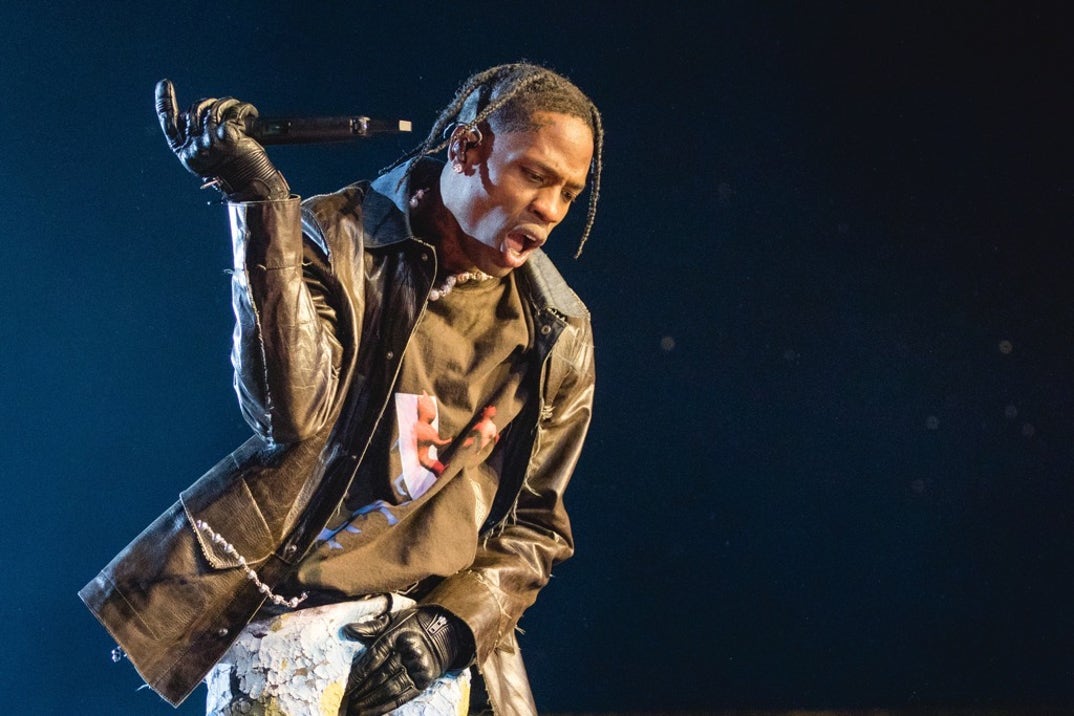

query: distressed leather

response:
[79,159,594,715]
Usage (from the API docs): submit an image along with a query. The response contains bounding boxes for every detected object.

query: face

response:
[439,111,594,276]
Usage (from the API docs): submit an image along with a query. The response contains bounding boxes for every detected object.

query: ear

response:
[448,123,484,174]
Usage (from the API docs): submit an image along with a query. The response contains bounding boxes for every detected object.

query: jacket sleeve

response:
[423,316,595,664]
[227,197,346,443]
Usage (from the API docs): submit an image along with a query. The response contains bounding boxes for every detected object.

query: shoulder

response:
[521,252,594,378]
[298,184,369,254]
[301,177,415,258]
[302,183,368,217]
[521,251,590,324]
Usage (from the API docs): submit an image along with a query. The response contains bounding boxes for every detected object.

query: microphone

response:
[245,115,413,145]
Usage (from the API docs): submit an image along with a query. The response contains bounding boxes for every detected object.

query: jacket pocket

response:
[181,475,274,569]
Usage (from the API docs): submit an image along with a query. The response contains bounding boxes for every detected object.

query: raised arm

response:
[155,80,345,442]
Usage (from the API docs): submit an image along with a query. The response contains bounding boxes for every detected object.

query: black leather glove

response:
[342,605,475,716]
[154,79,290,202]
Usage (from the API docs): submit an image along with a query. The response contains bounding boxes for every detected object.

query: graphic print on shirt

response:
[395,391,452,500]
[315,392,503,550]
[317,501,398,550]
[463,405,500,450]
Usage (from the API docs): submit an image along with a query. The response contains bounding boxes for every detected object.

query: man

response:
[80,62,603,715]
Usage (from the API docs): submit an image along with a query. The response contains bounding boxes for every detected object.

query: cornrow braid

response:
[577,102,604,258]
[387,62,604,257]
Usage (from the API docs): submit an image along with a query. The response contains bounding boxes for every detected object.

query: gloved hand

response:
[154,79,290,202]
[342,605,475,716]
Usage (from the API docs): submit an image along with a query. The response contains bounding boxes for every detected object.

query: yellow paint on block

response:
[321,681,346,715]
[457,677,471,716]
[264,696,284,716]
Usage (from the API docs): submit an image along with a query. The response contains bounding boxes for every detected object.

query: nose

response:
[529,187,570,225]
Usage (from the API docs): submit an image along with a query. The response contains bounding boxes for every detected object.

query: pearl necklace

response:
[429,270,495,301]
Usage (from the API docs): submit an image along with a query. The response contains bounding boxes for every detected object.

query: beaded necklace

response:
[428,269,495,301]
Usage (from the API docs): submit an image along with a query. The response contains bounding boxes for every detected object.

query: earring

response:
[451,137,466,173]
[449,123,483,174]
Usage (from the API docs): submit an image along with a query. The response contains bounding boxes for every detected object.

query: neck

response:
[409,186,476,274]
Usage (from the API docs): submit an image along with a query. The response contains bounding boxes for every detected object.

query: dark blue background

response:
[2,2,1071,713]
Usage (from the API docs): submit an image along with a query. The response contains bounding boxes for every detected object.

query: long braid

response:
[575,102,604,257]
[387,63,605,257]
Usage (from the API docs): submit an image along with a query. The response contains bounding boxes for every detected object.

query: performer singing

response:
[80,62,602,715]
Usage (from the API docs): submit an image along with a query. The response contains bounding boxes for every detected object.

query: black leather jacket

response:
[79,159,595,714]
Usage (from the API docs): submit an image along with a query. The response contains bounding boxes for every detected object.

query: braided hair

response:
[389,62,604,257]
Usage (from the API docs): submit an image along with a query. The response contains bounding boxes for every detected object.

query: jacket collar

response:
[364,158,588,321]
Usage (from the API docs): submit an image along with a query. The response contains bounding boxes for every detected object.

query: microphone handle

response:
[246,116,413,145]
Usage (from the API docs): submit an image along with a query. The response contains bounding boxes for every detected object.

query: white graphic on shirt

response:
[395,391,451,500]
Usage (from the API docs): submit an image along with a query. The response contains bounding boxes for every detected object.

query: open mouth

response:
[502,231,542,266]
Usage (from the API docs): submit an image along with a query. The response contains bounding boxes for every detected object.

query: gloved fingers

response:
[396,632,438,689]
[348,665,420,716]
[224,102,260,143]
[349,661,398,701]
[184,97,217,142]
[207,97,241,128]
[207,98,248,143]
[229,100,259,122]
[341,612,393,642]
[154,79,181,148]
[194,97,236,139]
[346,639,397,697]
[348,637,436,703]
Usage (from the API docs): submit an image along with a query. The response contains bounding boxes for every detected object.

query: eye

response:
[523,168,544,184]
[562,190,577,203]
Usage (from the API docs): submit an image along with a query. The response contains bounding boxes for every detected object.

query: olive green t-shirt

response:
[289,272,532,598]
